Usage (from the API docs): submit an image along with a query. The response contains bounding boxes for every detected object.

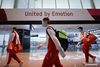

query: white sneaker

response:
[19,62,23,67]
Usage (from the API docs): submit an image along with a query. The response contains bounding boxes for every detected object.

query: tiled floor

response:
[0,51,100,67]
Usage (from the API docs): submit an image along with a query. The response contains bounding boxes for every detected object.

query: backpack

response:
[46,26,68,51]
[87,33,97,44]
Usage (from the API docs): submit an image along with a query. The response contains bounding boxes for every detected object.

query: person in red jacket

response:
[4,27,23,67]
[77,27,96,64]
[37,17,66,67]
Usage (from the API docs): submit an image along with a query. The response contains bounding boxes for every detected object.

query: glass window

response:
[29,0,42,8]
[82,0,94,9]
[5,34,9,46]
[0,34,3,46]
[56,0,69,9]
[43,0,55,8]
[1,0,14,9]
[69,0,82,9]
[16,0,28,8]
[94,0,100,9]
[0,34,9,46]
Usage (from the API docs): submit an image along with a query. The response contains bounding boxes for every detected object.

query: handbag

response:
[7,42,14,53]
[14,43,22,53]
[7,32,22,53]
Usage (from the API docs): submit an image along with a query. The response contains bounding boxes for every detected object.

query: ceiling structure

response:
[0,0,100,9]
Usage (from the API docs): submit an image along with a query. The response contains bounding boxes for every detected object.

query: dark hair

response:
[13,27,17,30]
[43,17,50,23]
[78,27,83,30]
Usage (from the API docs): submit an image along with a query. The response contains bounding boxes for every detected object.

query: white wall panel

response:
[0,0,1,8]
[16,0,28,8]
[43,0,55,8]
[69,0,82,9]
[82,0,94,9]
[29,0,42,8]
[94,0,100,9]
[56,0,69,8]
[1,0,14,8]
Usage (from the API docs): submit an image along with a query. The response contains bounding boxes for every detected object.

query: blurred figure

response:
[4,27,23,67]
[37,17,66,67]
[77,27,96,64]
[78,27,86,42]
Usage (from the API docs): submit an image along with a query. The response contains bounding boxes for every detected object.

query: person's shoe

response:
[83,62,88,65]
[19,62,23,67]
[93,56,96,63]
[4,64,9,67]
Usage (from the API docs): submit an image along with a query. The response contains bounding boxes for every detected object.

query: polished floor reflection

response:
[0,47,100,67]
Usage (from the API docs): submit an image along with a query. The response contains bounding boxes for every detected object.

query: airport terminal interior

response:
[0,0,100,67]
[0,24,100,67]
